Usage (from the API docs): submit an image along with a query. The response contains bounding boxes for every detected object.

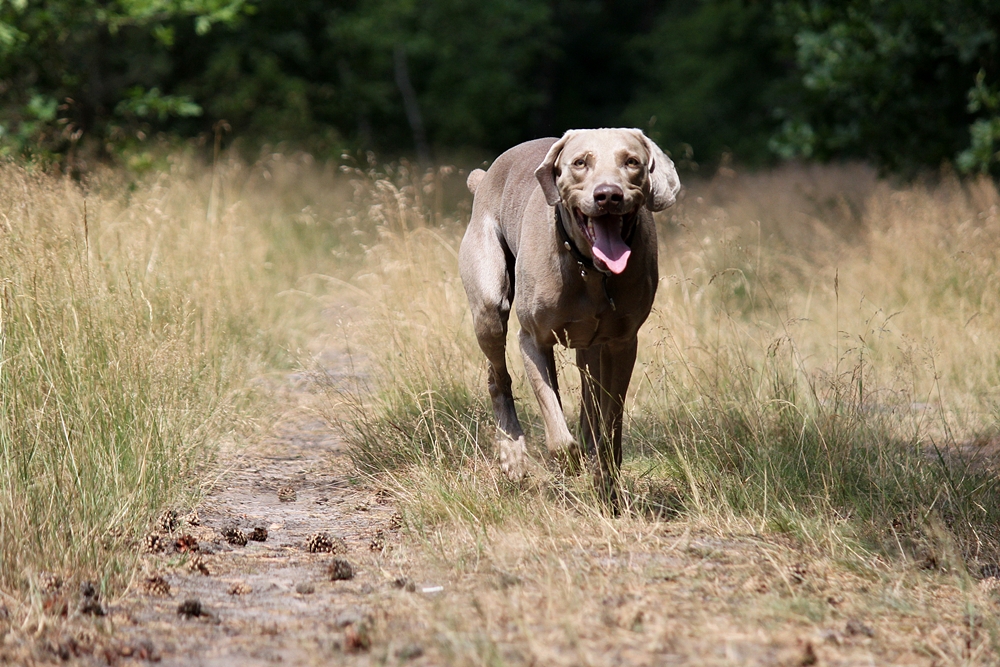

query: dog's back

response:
[466,138,556,252]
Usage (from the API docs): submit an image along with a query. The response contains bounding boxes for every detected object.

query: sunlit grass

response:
[0,153,348,616]
[340,163,1000,568]
[332,163,1000,664]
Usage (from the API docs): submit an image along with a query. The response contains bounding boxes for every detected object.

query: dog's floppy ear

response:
[639,131,681,212]
[534,131,576,206]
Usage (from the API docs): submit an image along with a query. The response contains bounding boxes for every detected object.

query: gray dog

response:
[459,128,680,503]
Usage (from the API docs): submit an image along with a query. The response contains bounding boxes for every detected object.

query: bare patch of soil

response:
[107,372,399,666]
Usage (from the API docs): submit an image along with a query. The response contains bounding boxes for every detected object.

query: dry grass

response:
[5,148,998,663]
[334,162,1000,664]
[0,153,349,624]
[368,466,998,666]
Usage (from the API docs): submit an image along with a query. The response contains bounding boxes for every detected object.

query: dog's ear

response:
[639,132,681,212]
[534,131,575,206]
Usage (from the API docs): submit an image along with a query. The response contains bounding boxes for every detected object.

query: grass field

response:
[3,153,1000,663]
[337,161,1000,664]
[0,153,349,624]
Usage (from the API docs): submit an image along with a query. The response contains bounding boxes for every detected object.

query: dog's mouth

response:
[573,208,637,275]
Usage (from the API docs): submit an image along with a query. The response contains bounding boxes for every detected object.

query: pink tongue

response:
[590,217,631,274]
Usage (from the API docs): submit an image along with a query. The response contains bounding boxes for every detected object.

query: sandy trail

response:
[115,364,397,666]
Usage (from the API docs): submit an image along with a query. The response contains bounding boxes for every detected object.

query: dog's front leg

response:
[518,329,581,472]
[594,337,638,509]
[576,346,602,459]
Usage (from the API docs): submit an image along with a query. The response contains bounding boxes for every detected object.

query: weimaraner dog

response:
[459,128,680,504]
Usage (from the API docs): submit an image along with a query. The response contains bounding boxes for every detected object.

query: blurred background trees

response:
[0,0,997,175]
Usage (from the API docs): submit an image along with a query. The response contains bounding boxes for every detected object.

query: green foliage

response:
[772,0,1000,174]
[115,86,202,121]
[625,0,785,168]
[957,69,1000,173]
[0,0,998,173]
[0,0,246,163]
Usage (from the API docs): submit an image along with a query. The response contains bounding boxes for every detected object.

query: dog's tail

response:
[467,168,486,194]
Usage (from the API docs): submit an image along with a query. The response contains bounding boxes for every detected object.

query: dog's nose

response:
[593,184,624,208]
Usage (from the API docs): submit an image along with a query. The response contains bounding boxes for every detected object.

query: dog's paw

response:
[499,436,528,482]
[547,439,584,476]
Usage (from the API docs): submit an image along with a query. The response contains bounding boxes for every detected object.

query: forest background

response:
[1,0,998,177]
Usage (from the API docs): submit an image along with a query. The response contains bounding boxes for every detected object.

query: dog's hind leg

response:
[459,218,527,481]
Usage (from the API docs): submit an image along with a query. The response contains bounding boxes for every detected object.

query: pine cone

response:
[156,509,179,534]
[328,559,354,581]
[143,533,165,554]
[143,575,171,596]
[222,526,247,547]
[305,532,334,553]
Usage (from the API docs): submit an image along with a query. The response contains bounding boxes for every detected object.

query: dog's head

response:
[534,128,680,274]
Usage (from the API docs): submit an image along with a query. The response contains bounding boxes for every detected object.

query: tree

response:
[625,0,787,168]
[770,0,1000,174]
[0,0,247,165]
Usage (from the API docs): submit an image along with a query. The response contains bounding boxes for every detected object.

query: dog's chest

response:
[513,220,658,348]
[548,277,650,348]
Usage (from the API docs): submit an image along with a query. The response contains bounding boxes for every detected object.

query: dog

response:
[459,128,680,503]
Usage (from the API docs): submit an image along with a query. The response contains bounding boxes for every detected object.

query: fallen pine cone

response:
[344,621,371,652]
[119,640,159,662]
[277,486,296,502]
[143,533,165,554]
[174,534,198,553]
[188,555,210,576]
[156,509,179,534]
[222,526,247,547]
[248,526,268,542]
[328,559,354,581]
[143,575,170,596]
[177,599,205,618]
[227,582,252,596]
[306,532,335,553]
[38,572,63,594]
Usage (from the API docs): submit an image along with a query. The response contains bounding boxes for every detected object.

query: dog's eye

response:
[573,158,587,168]
[625,157,640,168]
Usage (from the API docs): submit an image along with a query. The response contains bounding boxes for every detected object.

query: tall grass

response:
[341,163,1000,566]
[0,153,347,607]
[636,168,1000,560]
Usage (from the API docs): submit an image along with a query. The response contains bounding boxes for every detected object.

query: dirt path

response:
[113,367,399,666]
